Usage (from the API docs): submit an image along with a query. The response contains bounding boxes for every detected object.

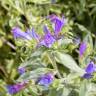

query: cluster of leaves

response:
[0,0,96,96]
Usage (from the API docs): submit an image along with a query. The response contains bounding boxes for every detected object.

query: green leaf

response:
[79,80,88,96]
[76,23,90,33]
[47,87,64,96]
[79,82,96,96]
[55,52,85,75]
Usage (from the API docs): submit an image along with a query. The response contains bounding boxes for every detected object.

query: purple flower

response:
[79,42,87,57]
[12,27,32,40]
[83,61,95,79]
[39,25,55,48]
[6,82,26,94]
[12,27,39,41]
[18,67,26,74]
[85,61,95,73]
[83,73,92,79]
[6,85,17,94]
[49,14,66,35]
[38,73,54,86]
[26,28,39,41]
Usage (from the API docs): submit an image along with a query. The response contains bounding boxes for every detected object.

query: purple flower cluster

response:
[49,14,66,35]
[12,27,39,41]
[6,73,54,94]
[12,14,66,48]
[38,73,54,86]
[79,42,87,57]
[18,67,26,75]
[39,25,56,48]
[83,61,96,79]
[6,82,27,94]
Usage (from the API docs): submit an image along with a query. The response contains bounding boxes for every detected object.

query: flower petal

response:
[26,28,39,41]
[40,34,55,48]
[79,42,87,57]
[6,85,17,94]
[39,25,55,48]
[18,67,26,74]
[12,27,32,40]
[82,73,92,79]
[85,61,95,73]
[6,82,26,94]
[49,15,66,35]
[38,73,54,86]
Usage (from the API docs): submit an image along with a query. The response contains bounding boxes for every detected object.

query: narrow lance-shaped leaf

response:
[79,80,88,96]
[55,52,85,75]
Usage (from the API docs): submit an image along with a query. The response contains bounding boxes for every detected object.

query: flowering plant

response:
[0,0,96,96]
[5,14,96,96]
